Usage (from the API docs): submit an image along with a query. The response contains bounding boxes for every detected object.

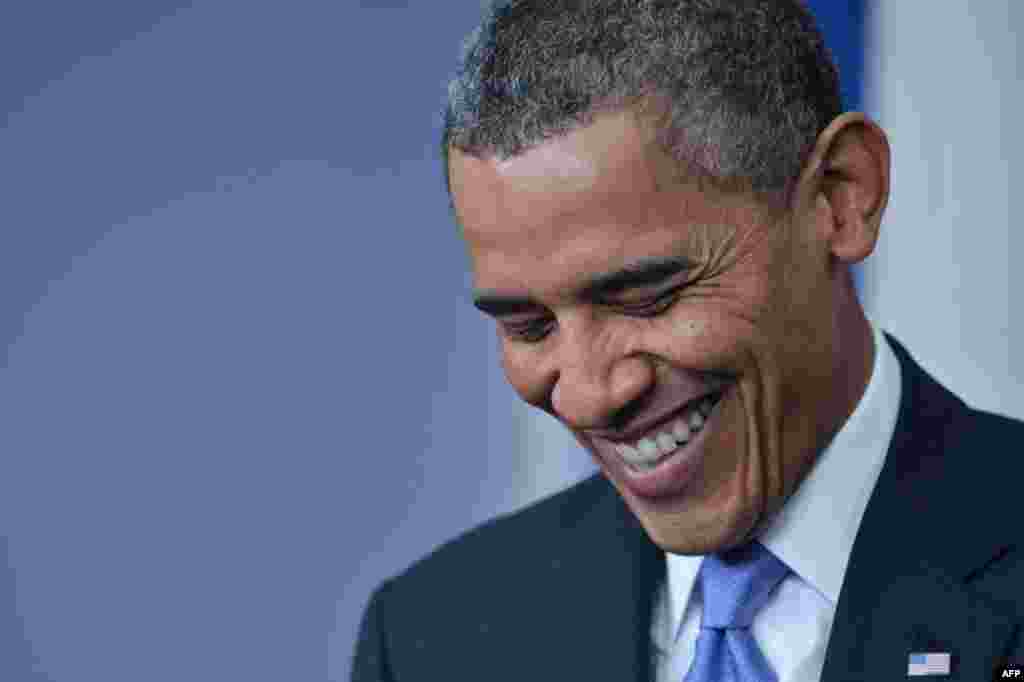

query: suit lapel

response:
[820,335,1019,681]
[558,479,664,682]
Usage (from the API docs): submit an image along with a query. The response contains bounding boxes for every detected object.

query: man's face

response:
[451,109,849,555]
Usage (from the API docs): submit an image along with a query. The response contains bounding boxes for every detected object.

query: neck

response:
[832,280,876,438]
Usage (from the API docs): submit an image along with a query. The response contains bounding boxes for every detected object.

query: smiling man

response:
[456,105,878,560]
[352,2,1024,681]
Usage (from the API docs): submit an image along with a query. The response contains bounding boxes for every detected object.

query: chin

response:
[620,485,760,556]
[648,516,759,556]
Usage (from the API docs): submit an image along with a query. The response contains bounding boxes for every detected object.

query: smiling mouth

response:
[610,391,724,473]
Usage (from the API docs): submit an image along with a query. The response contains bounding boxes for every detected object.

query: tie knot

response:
[698,540,789,629]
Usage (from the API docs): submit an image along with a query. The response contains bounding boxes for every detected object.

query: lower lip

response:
[609,393,724,500]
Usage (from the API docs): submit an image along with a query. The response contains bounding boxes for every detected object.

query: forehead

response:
[450,110,763,294]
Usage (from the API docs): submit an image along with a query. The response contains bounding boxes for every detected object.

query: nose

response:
[549,335,654,432]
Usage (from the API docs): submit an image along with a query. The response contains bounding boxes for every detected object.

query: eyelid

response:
[498,280,689,341]
[606,274,691,301]
[610,284,685,309]
[501,316,554,343]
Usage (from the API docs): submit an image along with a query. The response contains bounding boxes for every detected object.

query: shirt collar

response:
[664,320,902,639]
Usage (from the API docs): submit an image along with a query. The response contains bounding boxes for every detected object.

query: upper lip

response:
[590,387,725,445]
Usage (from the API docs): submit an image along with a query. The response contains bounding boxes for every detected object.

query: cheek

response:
[500,343,545,406]
[660,316,715,360]
[650,309,754,371]
[709,387,749,472]
[673,317,707,339]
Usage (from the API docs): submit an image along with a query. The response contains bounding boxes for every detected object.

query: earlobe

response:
[797,113,891,264]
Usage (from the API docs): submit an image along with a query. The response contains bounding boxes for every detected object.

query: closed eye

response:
[501,288,682,343]
[614,288,682,317]
[501,316,554,343]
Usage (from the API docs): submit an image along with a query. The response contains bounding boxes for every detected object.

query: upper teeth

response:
[615,396,718,469]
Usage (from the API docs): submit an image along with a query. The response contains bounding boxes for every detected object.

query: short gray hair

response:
[441,0,841,203]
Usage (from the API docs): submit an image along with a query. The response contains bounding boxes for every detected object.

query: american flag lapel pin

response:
[907,652,952,676]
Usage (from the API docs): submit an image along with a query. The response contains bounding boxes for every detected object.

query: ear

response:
[792,112,891,264]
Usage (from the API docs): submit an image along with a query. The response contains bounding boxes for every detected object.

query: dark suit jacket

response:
[352,335,1024,681]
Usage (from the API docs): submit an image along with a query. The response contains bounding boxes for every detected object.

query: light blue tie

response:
[683,541,790,682]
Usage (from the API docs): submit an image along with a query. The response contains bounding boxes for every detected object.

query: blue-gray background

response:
[4,2,1022,681]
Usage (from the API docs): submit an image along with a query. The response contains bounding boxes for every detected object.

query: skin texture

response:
[451,107,890,555]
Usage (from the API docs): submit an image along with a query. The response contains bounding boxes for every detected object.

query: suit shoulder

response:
[361,474,622,662]
[960,407,1024,477]
[966,407,1024,435]
[956,411,1024,618]
[391,473,611,590]
[948,408,1024,574]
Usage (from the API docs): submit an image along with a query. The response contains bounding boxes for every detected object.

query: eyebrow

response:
[472,255,697,317]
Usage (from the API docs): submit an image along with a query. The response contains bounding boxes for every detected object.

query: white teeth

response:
[656,433,677,455]
[617,438,663,471]
[614,393,723,471]
[615,442,660,469]
[672,418,691,443]
[688,409,705,430]
[637,438,659,459]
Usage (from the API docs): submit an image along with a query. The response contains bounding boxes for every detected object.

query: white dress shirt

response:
[652,322,902,682]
